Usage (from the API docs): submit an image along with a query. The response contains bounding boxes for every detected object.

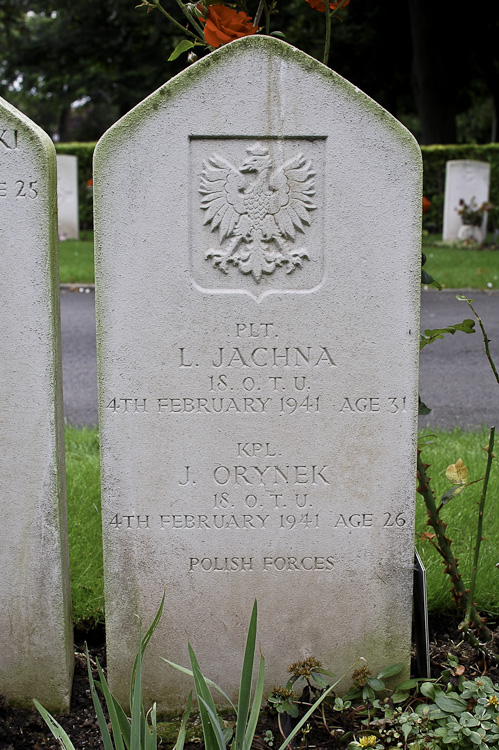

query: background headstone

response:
[442,160,490,241]
[57,153,79,239]
[0,97,73,712]
[95,37,421,712]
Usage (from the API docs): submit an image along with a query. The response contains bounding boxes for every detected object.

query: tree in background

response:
[1,0,499,144]
[0,0,187,140]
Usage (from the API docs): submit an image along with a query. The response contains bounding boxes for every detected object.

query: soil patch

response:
[1,616,498,749]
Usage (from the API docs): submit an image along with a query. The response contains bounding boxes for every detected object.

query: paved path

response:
[60,288,499,430]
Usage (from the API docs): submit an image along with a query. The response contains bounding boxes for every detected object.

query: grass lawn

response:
[65,424,103,627]
[65,424,499,628]
[423,233,499,290]
[58,231,95,284]
[57,232,499,288]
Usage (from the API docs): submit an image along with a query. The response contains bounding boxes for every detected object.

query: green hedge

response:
[421,144,499,234]
[56,141,499,234]
[55,142,96,230]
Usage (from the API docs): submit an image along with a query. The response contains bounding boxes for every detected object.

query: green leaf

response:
[189,642,225,750]
[418,397,432,416]
[396,679,421,691]
[147,704,157,750]
[33,701,77,750]
[270,30,286,38]
[440,485,466,504]
[174,691,193,750]
[86,646,115,750]
[243,655,265,750]
[467,730,485,745]
[391,690,410,703]
[362,685,375,701]
[109,695,132,749]
[434,694,468,714]
[420,682,437,699]
[130,628,144,750]
[162,659,236,710]
[421,268,442,289]
[421,252,442,289]
[316,667,336,678]
[198,697,227,750]
[235,600,258,750]
[168,39,195,61]
[310,672,328,689]
[420,319,475,350]
[93,657,127,750]
[366,678,385,691]
[377,663,404,679]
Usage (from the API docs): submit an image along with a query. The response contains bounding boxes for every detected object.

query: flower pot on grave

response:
[457,223,484,243]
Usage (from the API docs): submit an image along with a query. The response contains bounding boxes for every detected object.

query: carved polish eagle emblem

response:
[200,143,317,282]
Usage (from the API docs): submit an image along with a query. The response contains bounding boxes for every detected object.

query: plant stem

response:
[464,297,499,386]
[150,0,201,40]
[462,426,495,632]
[322,0,348,66]
[416,452,492,642]
[323,0,331,66]
[171,0,206,38]
[253,0,265,28]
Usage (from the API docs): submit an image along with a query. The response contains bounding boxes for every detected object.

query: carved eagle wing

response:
[199,154,246,242]
[268,153,317,240]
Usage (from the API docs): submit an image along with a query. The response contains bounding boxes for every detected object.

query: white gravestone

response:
[443,160,490,242]
[57,154,79,240]
[0,98,73,712]
[94,37,421,712]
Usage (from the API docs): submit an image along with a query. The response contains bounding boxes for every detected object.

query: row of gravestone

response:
[57,153,493,246]
[1,37,422,715]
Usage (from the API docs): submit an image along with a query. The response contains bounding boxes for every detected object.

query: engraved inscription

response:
[0,129,18,151]
[0,179,38,199]
[200,143,316,282]
[187,556,335,572]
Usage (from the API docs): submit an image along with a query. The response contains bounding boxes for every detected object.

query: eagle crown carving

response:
[200,142,317,282]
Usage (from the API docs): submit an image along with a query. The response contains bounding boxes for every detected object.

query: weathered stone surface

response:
[57,154,79,240]
[94,37,421,712]
[443,160,490,241]
[0,98,73,711]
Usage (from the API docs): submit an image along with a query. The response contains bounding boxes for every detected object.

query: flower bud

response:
[187,51,198,63]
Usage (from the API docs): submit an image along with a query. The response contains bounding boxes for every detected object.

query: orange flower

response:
[304,0,350,13]
[200,5,257,48]
[422,196,431,214]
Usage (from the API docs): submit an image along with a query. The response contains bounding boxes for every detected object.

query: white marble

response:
[94,37,422,712]
[443,160,490,241]
[0,97,73,712]
[57,154,79,239]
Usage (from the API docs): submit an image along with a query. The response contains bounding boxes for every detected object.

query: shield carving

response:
[190,136,325,301]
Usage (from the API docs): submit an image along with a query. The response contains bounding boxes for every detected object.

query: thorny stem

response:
[462,426,496,633]
[144,0,201,40]
[416,452,493,643]
[172,0,206,38]
[463,296,499,386]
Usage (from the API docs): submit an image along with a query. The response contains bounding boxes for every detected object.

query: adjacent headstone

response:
[443,160,490,241]
[95,37,421,712]
[57,154,79,239]
[0,98,73,711]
